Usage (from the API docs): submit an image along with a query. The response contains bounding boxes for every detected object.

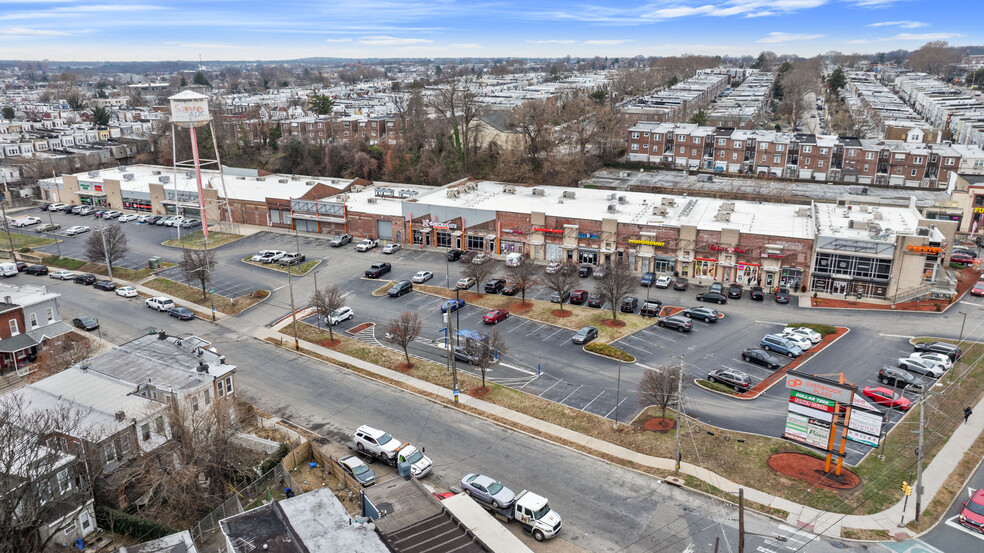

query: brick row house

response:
[0,284,73,378]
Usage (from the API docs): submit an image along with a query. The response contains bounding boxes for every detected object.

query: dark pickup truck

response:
[365,262,392,278]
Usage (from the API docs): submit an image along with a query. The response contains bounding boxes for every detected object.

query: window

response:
[30,313,38,328]
[946,158,955,166]
[643,132,649,137]
[865,152,875,160]
[679,146,685,154]
[204,389,211,405]
[217,379,225,397]
[894,153,906,161]
[931,155,938,162]
[820,148,828,155]
[717,138,726,146]
[654,134,662,140]
[818,160,824,168]
[913,156,923,164]
[677,134,685,141]
[631,132,640,139]
[141,423,151,441]
[848,149,856,157]
[733,141,742,148]
[224,377,233,395]
[804,158,811,166]
[776,144,784,152]
[761,154,767,162]
[8,319,17,336]
[643,143,648,148]
[692,149,697,156]
[317,123,323,128]
[693,137,701,144]
[731,152,738,161]
[760,143,768,150]
[192,396,200,412]
[911,169,917,177]
[774,155,781,164]
[118,434,131,456]
[630,143,639,151]
[803,146,812,153]
[863,164,869,172]
[155,416,165,433]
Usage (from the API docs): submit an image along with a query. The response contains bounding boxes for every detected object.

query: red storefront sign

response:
[533,227,563,234]
[710,245,748,253]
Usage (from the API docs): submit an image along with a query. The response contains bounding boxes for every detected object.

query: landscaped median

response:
[583,342,635,363]
[2,232,57,250]
[414,284,653,343]
[142,277,269,316]
[38,252,172,282]
[241,256,321,276]
[161,230,243,250]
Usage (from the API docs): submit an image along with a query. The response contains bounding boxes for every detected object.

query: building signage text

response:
[534,227,563,234]
[785,373,854,404]
[907,245,941,254]
[710,245,748,254]
[422,219,458,230]
[578,232,599,239]
[629,239,666,247]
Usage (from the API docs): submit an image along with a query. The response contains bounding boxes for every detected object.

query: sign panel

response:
[785,373,854,404]
[788,401,834,422]
[789,391,835,413]
[847,408,883,436]
[629,238,666,247]
[784,412,832,449]
[845,429,880,447]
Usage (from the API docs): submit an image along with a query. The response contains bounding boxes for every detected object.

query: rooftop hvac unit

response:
[795,207,811,217]
[158,176,170,183]
[661,197,677,206]
[618,195,628,204]
[609,192,618,200]
[867,222,882,235]
[152,170,162,176]
[118,165,127,172]
[446,189,460,198]
[279,179,289,184]
[619,171,630,177]
[87,171,99,178]
[185,171,194,179]
[306,180,316,185]
[607,204,617,213]
[257,177,265,181]
[719,202,736,212]
[236,176,246,180]
[123,173,134,181]
[291,175,300,181]
[916,226,930,236]
[367,197,377,203]
[351,185,363,193]
[335,194,349,202]
[858,205,869,213]
[848,219,860,229]
[562,190,576,199]
[503,185,516,193]
[873,211,883,220]
[715,211,731,222]
[330,179,338,185]
[652,206,669,216]
[532,188,545,196]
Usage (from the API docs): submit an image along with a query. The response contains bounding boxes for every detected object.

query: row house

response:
[621,73,729,129]
[706,71,774,130]
[895,73,984,148]
[0,283,73,376]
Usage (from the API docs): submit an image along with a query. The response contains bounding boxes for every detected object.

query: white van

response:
[505,253,523,267]
[0,262,18,277]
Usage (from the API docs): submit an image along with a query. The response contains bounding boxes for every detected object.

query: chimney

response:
[3,296,10,304]
[157,329,167,340]
[115,411,125,421]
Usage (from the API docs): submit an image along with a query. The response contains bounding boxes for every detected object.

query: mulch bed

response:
[602,319,627,328]
[736,326,848,399]
[507,301,534,312]
[640,416,676,432]
[767,452,860,490]
[396,363,414,373]
[468,386,491,398]
[319,338,342,348]
[346,322,374,334]
[552,309,573,317]
[660,306,684,317]
[810,268,979,311]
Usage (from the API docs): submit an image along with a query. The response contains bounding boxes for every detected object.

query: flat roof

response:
[814,202,921,241]
[88,334,234,392]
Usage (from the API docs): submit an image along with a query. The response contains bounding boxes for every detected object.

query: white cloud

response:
[889,32,964,40]
[868,20,927,28]
[532,0,827,24]
[527,39,576,44]
[357,35,433,45]
[756,32,825,43]
[324,38,352,43]
[646,5,715,19]
[0,27,72,36]
[449,43,481,49]
[162,41,247,50]
[584,39,633,45]
[851,0,899,6]
[744,11,776,17]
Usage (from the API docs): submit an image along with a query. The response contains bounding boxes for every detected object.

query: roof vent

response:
[367,197,378,203]
[197,362,209,373]
[279,178,289,184]
[618,195,628,204]
[502,185,516,194]
[531,188,545,196]
[115,411,126,421]
[562,190,576,199]
[607,204,617,213]
[446,189,460,199]
[185,171,194,179]
[158,176,170,184]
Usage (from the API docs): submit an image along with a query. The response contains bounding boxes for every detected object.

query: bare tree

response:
[462,258,499,293]
[595,261,636,322]
[504,256,540,305]
[84,224,129,278]
[428,77,483,168]
[178,248,216,300]
[28,333,94,383]
[472,329,508,392]
[309,284,345,343]
[908,41,961,76]
[542,262,580,314]
[512,98,559,170]
[637,365,684,421]
[387,312,422,368]
[0,393,94,553]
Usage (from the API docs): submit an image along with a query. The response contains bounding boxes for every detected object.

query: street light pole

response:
[455,287,461,346]
[958,311,967,344]
[48,213,60,256]
[314,271,320,330]
[98,224,113,280]
[288,265,299,350]
[614,351,623,425]
[675,355,684,474]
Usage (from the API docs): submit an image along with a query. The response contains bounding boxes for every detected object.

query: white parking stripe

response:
[543,327,563,340]
[559,385,583,404]
[582,391,605,411]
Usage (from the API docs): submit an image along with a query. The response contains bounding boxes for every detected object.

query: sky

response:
[0,0,979,62]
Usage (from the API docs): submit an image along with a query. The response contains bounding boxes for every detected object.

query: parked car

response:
[72,316,99,331]
[73,273,96,285]
[549,290,571,303]
[327,306,353,325]
[12,216,40,227]
[115,286,138,298]
[914,352,952,371]
[411,271,433,283]
[102,210,122,219]
[382,243,401,254]
[472,252,491,264]
[958,487,984,533]
[579,265,593,278]
[278,252,306,266]
[65,225,90,236]
[118,214,138,222]
[145,296,175,311]
[387,280,413,297]
[446,249,462,262]
[330,234,352,247]
[501,283,519,296]
[14,262,27,272]
[168,306,196,320]
[544,261,562,274]
[760,334,803,358]
[136,214,154,223]
[913,341,962,361]
[951,251,975,264]
[640,272,656,287]
[657,315,692,332]
[569,289,589,305]
[355,239,378,252]
[460,474,516,509]
[862,386,911,411]
[24,265,48,276]
[639,300,663,317]
[353,425,402,459]
[482,309,509,324]
[620,296,638,313]
[147,216,164,225]
[592,265,607,280]
[453,346,480,365]
[70,205,84,215]
[441,299,466,313]
[35,223,60,233]
[672,277,689,291]
[784,326,822,344]
[878,366,925,390]
[484,279,505,294]
[654,275,672,288]
[780,331,813,351]
[459,250,478,263]
[572,326,598,345]
[897,355,944,378]
[93,280,116,291]
[709,282,724,294]
[683,306,719,322]
[49,270,76,280]
[364,262,391,278]
[337,455,376,487]
[587,293,604,308]
[972,280,984,297]
[695,291,727,304]
[456,276,476,290]
[727,283,743,299]
[775,288,791,304]
[741,348,781,370]
[750,286,765,300]
[77,207,94,216]
[707,368,751,392]
[251,250,285,263]
[179,218,201,229]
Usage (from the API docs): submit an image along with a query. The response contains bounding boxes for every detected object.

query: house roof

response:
[118,530,198,553]
[87,334,234,393]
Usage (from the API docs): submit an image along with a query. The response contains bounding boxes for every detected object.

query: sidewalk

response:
[255,316,984,541]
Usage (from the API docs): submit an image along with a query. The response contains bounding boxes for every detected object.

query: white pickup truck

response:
[350,425,432,477]
[467,489,562,541]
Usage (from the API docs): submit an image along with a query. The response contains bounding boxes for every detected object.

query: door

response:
[765,272,775,287]
[376,220,393,241]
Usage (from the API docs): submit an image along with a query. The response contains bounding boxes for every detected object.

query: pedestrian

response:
[964,406,973,423]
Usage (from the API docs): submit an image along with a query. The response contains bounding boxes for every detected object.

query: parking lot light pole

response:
[314,271,320,330]
[958,311,967,345]
[97,225,113,280]
[48,213,60,256]
[287,265,299,350]
[455,287,461,346]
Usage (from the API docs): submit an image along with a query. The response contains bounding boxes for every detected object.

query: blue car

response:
[168,306,196,320]
[760,334,803,358]
[441,299,466,313]
[640,272,656,287]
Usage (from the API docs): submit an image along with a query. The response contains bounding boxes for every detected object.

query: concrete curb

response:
[738,327,852,400]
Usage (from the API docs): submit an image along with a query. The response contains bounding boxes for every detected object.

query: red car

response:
[569,289,589,305]
[862,386,911,411]
[972,281,984,297]
[482,309,509,324]
[959,487,984,533]
[951,252,975,264]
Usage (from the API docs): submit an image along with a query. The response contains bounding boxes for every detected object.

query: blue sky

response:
[0,0,979,61]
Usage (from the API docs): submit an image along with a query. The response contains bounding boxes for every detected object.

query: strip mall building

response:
[41,166,958,300]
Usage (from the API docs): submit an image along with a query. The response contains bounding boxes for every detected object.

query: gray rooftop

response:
[117,530,198,553]
[88,334,235,392]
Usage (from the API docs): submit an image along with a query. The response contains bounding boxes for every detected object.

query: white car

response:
[353,425,402,460]
[116,286,138,298]
[382,243,401,254]
[355,239,378,252]
[472,252,491,264]
[13,216,41,227]
[326,306,354,326]
[101,210,122,219]
[654,275,672,289]
[49,270,76,280]
[544,261,562,274]
[118,214,138,222]
[411,271,433,283]
[780,331,813,351]
[145,296,175,311]
[915,351,953,371]
[163,216,185,227]
[784,326,822,344]
[136,214,153,223]
[65,225,90,236]
[47,203,68,212]
[251,250,286,263]
[898,355,945,378]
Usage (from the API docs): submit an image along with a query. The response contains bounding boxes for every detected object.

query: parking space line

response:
[620,342,655,355]
[558,385,583,404]
[605,397,629,419]
[582,391,605,411]
[538,380,561,397]
[529,323,546,334]
[542,327,563,341]
[944,517,984,541]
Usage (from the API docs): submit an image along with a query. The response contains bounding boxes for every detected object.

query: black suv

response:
[707,368,751,392]
[639,300,663,317]
[878,366,925,390]
[365,262,392,278]
[727,283,743,299]
[750,286,765,300]
[387,280,413,297]
[695,291,727,304]
[587,294,604,308]
[913,341,962,361]
[578,265,593,278]
[74,273,97,285]
[620,296,639,313]
[25,265,48,276]
[93,280,116,291]
[447,249,463,262]
[484,279,506,294]
[775,288,791,304]
[501,283,519,296]
[657,315,692,332]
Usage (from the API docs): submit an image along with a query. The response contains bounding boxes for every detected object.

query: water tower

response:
[168,91,232,239]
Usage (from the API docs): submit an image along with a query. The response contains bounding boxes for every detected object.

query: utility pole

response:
[287,264,299,350]
[98,224,113,280]
[614,350,623,425]
[0,201,17,262]
[738,488,745,553]
[675,356,684,473]
[915,394,925,523]
[314,271,320,330]
[446,302,459,404]
[455,287,461,346]
[48,213,60,256]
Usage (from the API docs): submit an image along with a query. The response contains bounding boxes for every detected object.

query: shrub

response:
[696,379,737,395]
[785,322,837,337]
[18,247,31,253]
[95,505,177,541]
[44,255,86,270]
[584,342,636,363]
[950,262,966,270]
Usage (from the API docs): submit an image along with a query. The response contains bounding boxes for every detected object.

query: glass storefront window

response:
[412,230,424,245]
[466,235,485,250]
[695,260,715,278]
[436,231,452,248]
